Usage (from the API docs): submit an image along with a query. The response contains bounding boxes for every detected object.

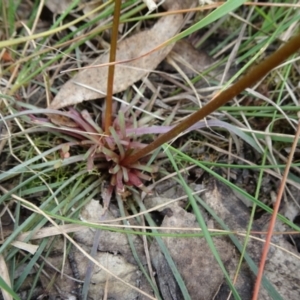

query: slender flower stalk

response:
[104,0,122,133]
[121,31,300,166]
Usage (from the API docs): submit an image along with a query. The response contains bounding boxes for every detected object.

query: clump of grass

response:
[1,1,300,300]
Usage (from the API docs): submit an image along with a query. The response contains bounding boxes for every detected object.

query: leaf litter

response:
[50,1,186,109]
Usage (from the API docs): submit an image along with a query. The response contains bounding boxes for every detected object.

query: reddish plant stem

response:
[252,120,300,299]
[104,0,122,133]
[122,32,300,166]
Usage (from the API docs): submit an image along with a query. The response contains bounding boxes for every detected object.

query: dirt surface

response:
[24,176,298,300]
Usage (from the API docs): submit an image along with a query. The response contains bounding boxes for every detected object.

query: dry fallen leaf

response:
[45,0,74,14]
[149,202,233,300]
[83,0,108,21]
[73,200,153,299]
[168,39,215,77]
[0,254,12,300]
[203,178,300,300]
[50,3,187,109]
